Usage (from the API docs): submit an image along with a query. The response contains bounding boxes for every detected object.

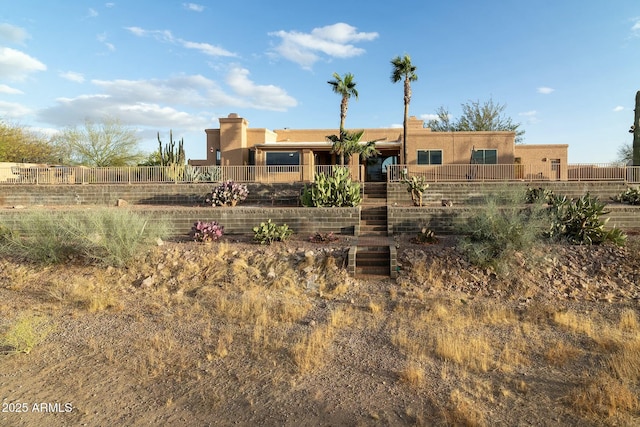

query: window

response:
[215,149,221,166]
[266,151,300,166]
[417,150,442,165]
[471,149,497,164]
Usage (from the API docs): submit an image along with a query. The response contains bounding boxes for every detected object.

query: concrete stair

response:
[355,245,391,276]
[355,182,393,277]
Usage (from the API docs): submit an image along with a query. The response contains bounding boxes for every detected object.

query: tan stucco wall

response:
[190,115,568,180]
[514,144,569,180]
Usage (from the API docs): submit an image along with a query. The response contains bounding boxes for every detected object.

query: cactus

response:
[157,130,185,166]
[403,174,429,206]
[301,167,361,207]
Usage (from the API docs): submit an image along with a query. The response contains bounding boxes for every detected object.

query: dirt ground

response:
[0,233,639,427]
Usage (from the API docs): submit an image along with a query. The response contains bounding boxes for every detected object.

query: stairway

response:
[355,182,393,277]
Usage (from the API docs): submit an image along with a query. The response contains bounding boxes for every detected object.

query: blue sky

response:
[1,1,639,163]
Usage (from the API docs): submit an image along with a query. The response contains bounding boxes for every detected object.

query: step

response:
[355,246,390,276]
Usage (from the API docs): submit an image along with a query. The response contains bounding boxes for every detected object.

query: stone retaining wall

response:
[0,183,305,207]
[388,205,640,235]
[0,206,360,238]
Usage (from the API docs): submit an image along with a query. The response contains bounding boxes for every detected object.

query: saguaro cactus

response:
[634,91,640,166]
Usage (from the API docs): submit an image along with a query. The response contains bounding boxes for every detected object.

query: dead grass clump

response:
[568,373,638,420]
[553,310,594,338]
[434,329,492,372]
[606,335,640,385]
[398,360,425,387]
[618,309,639,332]
[544,340,581,367]
[443,389,487,427]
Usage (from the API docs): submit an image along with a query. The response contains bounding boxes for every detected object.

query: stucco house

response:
[190,113,568,182]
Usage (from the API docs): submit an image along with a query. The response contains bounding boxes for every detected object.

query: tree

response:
[426,98,525,143]
[0,120,61,163]
[617,143,632,164]
[390,54,418,165]
[53,118,144,166]
[327,72,358,165]
[327,129,380,167]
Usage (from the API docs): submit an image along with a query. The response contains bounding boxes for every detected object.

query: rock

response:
[141,276,155,288]
[156,238,164,246]
[116,198,128,207]
[12,205,25,209]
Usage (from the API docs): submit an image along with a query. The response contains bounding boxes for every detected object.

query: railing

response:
[1,163,639,184]
[386,164,640,184]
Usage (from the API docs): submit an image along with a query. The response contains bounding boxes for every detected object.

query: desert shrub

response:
[613,187,640,205]
[309,231,339,243]
[191,220,224,242]
[525,187,554,204]
[457,189,547,273]
[403,174,429,207]
[0,208,168,266]
[206,180,249,206]
[253,219,293,244]
[1,313,55,355]
[411,227,439,244]
[546,193,626,246]
[301,167,361,207]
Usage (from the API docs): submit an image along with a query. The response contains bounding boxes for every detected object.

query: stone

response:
[116,198,128,207]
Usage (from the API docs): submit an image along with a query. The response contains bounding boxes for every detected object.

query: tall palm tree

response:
[391,54,418,165]
[327,72,358,165]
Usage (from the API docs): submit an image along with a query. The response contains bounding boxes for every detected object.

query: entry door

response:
[551,159,561,180]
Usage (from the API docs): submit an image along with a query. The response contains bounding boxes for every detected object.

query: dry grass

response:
[398,360,425,387]
[569,373,638,419]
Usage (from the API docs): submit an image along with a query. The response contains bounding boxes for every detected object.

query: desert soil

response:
[0,233,639,427]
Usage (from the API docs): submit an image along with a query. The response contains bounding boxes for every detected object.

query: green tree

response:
[0,120,61,163]
[327,129,380,167]
[53,118,144,166]
[390,54,418,165]
[327,72,358,165]
[426,98,525,143]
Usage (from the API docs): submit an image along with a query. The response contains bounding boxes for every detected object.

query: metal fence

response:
[1,163,639,184]
[386,164,640,184]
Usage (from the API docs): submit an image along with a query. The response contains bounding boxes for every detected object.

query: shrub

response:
[411,227,439,244]
[309,231,339,243]
[0,208,168,266]
[253,219,293,244]
[525,187,554,204]
[1,313,55,355]
[301,167,361,207]
[191,221,224,242]
[546,193,626,246]
[457,189,547,273]
[206,180,249,206]
[403,174,429,207]
[613,187,640,205]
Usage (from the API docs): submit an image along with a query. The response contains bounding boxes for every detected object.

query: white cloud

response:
[225,66,297,111]
[613,106,625,112]
[269,22,379,69]
[0,100,32,119]
[105,2,115,7]
[420,113,441,122]
[181,41,235,57]
[0,23,30,44]
[37,72,296,129]
[0,47,46,81]
[60,71,85,83]
[183,3,204,12]
[87,8,99,18]
[0,84,23,94]
[126,27,235,57]
[97,33,116,52]
[632,18,640,34]
[519,110,540,124]
[537,87,555,95]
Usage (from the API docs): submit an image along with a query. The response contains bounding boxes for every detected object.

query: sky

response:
[1,0,639,164]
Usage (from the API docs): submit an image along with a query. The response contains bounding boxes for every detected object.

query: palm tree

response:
[391,54,418,165]
[327,72,358,165]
